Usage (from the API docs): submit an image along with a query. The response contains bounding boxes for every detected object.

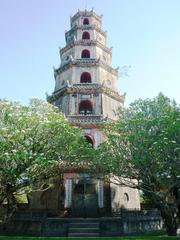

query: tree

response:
[95,93,180,236]
[0,99,91,223]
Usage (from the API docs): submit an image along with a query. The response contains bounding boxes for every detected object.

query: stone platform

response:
[0,210,163,237]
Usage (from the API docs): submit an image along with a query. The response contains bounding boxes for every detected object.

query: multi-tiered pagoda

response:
[48,9,140,217]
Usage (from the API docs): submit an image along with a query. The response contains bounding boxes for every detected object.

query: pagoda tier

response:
[54,58,118,75]
[48,84,124,103]
[48,9,125,146]
[60,40,112,57]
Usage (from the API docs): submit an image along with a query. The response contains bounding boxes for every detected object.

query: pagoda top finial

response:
[71,9,102,22]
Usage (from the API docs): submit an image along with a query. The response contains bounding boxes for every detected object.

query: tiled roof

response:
[48,84,125,103]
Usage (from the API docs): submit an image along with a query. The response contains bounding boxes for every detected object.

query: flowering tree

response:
[95,93,180,236]
[0,99,91,222]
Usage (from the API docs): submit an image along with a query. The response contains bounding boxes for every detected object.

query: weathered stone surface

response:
[0,210,162,236]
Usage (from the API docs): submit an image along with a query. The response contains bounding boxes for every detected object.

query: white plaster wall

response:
[55,64,101,91]
[61,45,111,66]
[94,94,102,114]
[98,67,118,90]
[71,94,76,115]
[93,129,104,146]
[91,17,101,29]
[84,128,104,147]
[54,95,69,115]
[71,14,102,29]
[80,16,92,26]
[74,45,96,59]
[55,68,73,91]
[71,18,79,28]
[96,47,111,65]
[110,177,141,211]
[95,31,106,45]
[71,65,98,84]
[102,94,121,120]
[54,65,120,98]
[76,29,92,41]
[61,48,73,65]
[77,15,101,28]
[76,28,106,45]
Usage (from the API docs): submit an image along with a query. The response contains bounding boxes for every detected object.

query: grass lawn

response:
[0,236,178,240]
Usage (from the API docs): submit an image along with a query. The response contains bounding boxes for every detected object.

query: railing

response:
[74,58,98,64]
[112,208,161,219]
[73,83,100,87]
[15,210,47,221]
[75,39,97,45]
[68,114,104,123]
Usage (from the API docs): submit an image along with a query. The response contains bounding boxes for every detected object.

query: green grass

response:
[0,236,178,240]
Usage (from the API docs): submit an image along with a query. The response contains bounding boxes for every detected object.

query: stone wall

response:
[102,93,121,120]
[0,210,162,236]
[27,177,64,217]
[110,178,141,212]
[121,210,163,235]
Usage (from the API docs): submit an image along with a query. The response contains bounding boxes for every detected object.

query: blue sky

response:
[0,0,179,105]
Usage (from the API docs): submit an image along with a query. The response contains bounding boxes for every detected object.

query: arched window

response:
[83,18,89,25]
[81,49,90,58]
[85,135,94,147]
[80,72,91,83]
[123,193,129,202]
[79,100,93,115]
[82,31,90,40]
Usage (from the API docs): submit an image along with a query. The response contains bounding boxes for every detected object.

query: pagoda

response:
[48,9,140,217]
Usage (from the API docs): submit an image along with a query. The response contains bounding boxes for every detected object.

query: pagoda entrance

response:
[64,174,104,218]
[72,180,98,217]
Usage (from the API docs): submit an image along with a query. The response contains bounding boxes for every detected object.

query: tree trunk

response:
[160,204,178,236]
[3,184,18,228]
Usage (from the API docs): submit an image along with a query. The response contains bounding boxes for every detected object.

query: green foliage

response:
[98,93,180,188]
[126,93,180,184]
[96,93,180,235]
[0,99,93,220]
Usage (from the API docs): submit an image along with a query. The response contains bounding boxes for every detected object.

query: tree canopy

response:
[0,99,92,221]
[0,94,179,235]
[95,93,180,236]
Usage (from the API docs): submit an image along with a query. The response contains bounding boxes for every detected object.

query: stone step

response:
[68,218,100,237]
[69,227,99,233]
[68,232,100,237]
[68,218,99,223]
[69,222,99,228]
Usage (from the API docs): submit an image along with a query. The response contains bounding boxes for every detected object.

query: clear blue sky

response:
[0,0,179,105]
